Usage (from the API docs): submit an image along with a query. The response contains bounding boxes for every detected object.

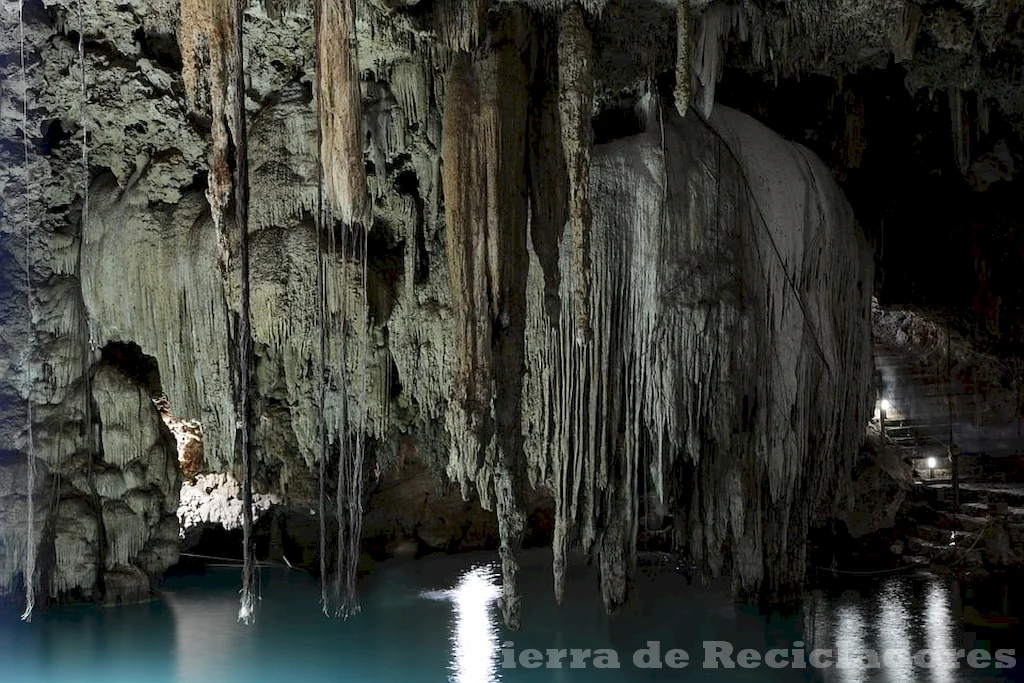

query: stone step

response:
[917,483,1024,511]
[936,511,991,532]
[907,537,985,566]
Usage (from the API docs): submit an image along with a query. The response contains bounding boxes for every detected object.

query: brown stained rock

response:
[179,436,206,480]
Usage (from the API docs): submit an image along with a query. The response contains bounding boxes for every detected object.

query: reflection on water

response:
[877,580,913,681]
[450,565,503,682]
[807,573,1020,683]
[834,602,868,683]
[420,564,503,683]
[924,581,956,683]
[165,588,245,682]
[0,554,1019,683]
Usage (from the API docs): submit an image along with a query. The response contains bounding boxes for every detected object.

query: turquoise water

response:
[0,551,1020,682]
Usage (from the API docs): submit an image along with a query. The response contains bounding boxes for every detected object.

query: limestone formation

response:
[5,0,1015,628]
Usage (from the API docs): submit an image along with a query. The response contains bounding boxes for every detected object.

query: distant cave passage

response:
[98,341,204,477]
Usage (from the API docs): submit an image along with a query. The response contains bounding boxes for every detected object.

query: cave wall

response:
[0,0,883,618]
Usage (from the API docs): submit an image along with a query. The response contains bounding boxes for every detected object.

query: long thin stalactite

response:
[313,0,330,617]
[77,0,100,606]
[333,218,351,616]
[230,0,257,625]
[346,226,369,618]
[19,0,37,624]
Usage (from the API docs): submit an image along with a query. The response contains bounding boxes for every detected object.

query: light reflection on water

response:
[0,554,1018,682]
[924,581,956,683]
[877,579,913,681]
[807,573,1019,683]
[834,601,868,683]
[420,563,503,683]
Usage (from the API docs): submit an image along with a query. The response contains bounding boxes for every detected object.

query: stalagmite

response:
[558,5,595,345]
[18,0,37,624]
[674,0,691,117]
[318,0,370,227]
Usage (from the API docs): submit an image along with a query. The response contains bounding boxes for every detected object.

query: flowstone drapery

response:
[522,96,872,609]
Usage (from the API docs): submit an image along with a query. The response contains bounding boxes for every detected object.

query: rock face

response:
[0,0,905,621]
[91,366,182,602]
[845,439,913,539]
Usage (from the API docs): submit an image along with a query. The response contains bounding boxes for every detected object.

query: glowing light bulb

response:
[927,457,937,469]
[880,399,891,412]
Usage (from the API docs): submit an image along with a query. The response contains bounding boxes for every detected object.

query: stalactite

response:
[333,228,360,618]
[694,3,725,118]
[78,0,89,218]
[179,0,236,228]
[674,0,691,117]
[343,226,370,618]
[977,92,989,136]
[443,10,531,629]
[18,0,38,624]
[313,0,329,617]
[558,4,594,345]
[77,2,102,606]
[318,0,370,227]
[392,60,430,130]
[434,0,488,53]
[845,90,866,169]
[522,96,872,615]
[444,52,494,500]
[949,86,969,175]
[527,21,568,329]
[891,2,922,64]
[228,0,257,625]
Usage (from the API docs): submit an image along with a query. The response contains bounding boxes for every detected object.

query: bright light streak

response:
[421,565,503,683]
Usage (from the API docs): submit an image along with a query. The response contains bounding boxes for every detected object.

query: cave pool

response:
[1,550,1021,682]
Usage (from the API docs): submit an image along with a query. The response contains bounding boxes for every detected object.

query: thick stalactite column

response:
[442,10,531,630]
[434,0,489,52]
[179,0,235,229]
[443,52,494,457]
[557,5,594,345]
[319,0,370,226]
[674,0,691,117]
[179,0,257,622]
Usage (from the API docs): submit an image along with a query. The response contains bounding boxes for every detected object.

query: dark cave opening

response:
[592,103,647,144]
[98,341,163,398]
[394,168,430,285]
[134,27,184,73]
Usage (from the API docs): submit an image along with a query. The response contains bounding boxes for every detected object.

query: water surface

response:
[0,551,1020,682]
